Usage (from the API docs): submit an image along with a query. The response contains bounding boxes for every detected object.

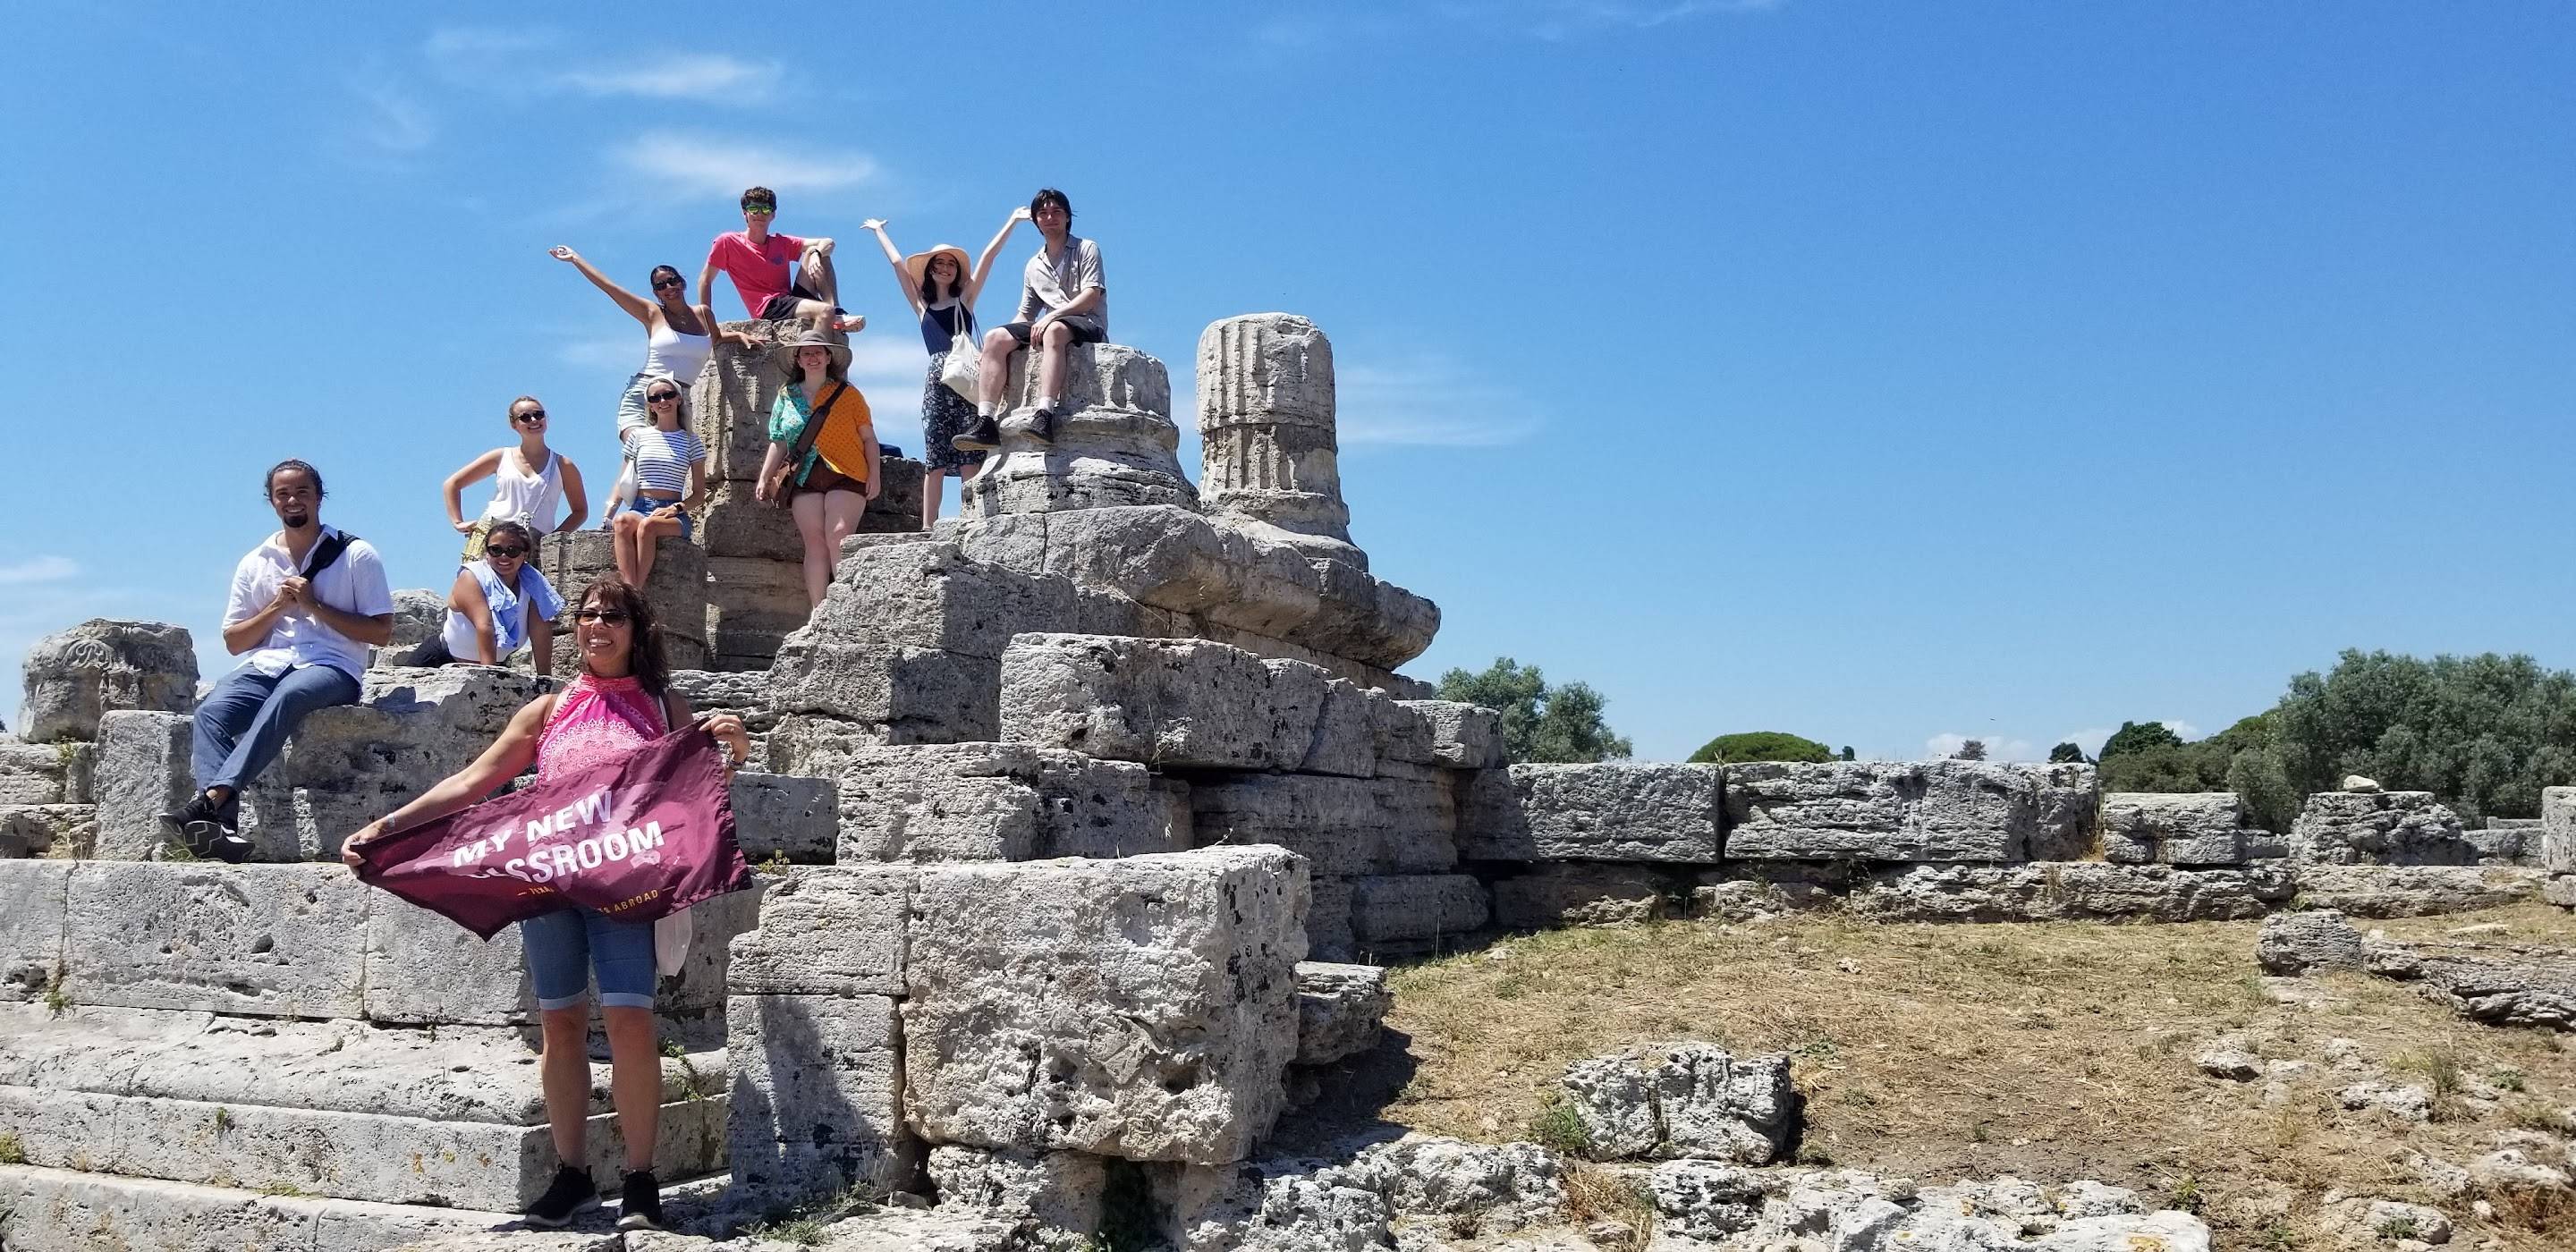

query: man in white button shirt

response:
[164,461,394,860]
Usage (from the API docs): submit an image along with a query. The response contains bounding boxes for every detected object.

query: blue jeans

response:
[521,907,658,1011]
[615,497,695,541]
[191,664,362,795]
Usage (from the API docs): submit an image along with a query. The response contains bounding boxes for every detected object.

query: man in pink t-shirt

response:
[695,186,866,334]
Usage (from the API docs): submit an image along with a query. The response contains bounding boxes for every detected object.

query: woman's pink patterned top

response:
[536,673,667,781]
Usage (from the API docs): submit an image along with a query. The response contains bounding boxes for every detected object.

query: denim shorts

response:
[616,498,696,541]
[521,907,658,1011]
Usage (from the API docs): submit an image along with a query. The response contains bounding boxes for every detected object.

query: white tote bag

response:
[936,307,979,400]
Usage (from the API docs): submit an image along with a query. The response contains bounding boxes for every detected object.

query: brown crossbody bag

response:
[762,380,850,507]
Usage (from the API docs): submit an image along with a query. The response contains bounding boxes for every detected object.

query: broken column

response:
[1196,314,1360,566]
[18,620,198,743]
[961,343,1199,515]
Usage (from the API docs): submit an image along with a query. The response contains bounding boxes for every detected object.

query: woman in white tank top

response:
[549,247,754,522]
[442,395,591,561]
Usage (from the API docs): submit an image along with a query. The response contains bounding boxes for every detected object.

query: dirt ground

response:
[1365,902,2576,1249]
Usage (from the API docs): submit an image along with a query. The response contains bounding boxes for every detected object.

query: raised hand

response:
[860,218,888,232]
[1011,207,1033,224]
[548,246,578,262]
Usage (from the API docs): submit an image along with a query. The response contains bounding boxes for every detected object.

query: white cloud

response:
[559,54,777,102]
[427,28,778,103]
[611,131,879,201]
[2060,726,2116,757]
[333,78,436,164]
[0,555,77,585]
[2160,718,2202,741]
[1437,0,1786,40]
[1337,356,1544,447]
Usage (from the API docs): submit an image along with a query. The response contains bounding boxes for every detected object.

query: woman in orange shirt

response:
[756,329,881,606]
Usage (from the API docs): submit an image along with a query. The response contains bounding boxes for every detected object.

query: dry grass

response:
[1380,902,2576,1250]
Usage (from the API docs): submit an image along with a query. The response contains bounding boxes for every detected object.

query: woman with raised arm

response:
[342,577,751,1232]
[548,246,754,522]
[611,376,707,590]
[756,330,878,607]
[443,395,588,561]
[860,208,1027,527]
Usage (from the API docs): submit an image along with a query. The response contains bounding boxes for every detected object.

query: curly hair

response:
[573,576,669,698]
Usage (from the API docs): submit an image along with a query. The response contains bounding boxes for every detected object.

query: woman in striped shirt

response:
[610,375,706,589]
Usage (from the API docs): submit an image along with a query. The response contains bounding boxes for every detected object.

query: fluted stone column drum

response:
[1196,314,1362,567]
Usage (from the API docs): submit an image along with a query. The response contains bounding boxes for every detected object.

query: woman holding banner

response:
[340,577,750,1231]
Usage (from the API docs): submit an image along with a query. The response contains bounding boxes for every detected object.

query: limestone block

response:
[60,863,369,1017]
[766,638,999,742]
[1722,760,2040,862]
[1458,764,1723,863]
[1491,862,1676,928]
[1197,314,1356,558]
[2100,791,2284,866]
[732,771,838,863]
[2029,761,2099,861]
[702,554,815,666]
[377,588,447,667]
[19,619,198,742]
[360,894,533,1025]
[927,1145,1109,1241]
[0,860,70,1002]
[1199,312,1335,429]
[902,847,1306,1163]
[1188,773,1456,876]
[0,803,91,858]
[2287,791,2474,866]
[962,343,1200,517]
[1399,700,1505,770]
[765,711,892,775]
[669,667,779,732]
[2285,864,2548,918]
[0,741,70,806]
[951,506,1439,672]
[1848,863,2295,923]
[1293,961,1391,1066]
[539,529,708,661]
[239,666,540,861]
[727,867,912,997]
[726,993,915,1202]
[1156,1155,1393,1252]
[802,540,1075,661]
[2256,909,2366,975]
[997,633,1329,771]
[836,742,1181,864]
[691,320,799,483]
[1301,679,1379,779]
[1559,1043,1796,1163]
[1351,1135,1567,1234]
[2542,786,2576,872]
[88,710,194,860]
[1307,875,1357,962]
[1348,874,1487,952]
[2360,937,2576,1030]
[2545,873,2576,909]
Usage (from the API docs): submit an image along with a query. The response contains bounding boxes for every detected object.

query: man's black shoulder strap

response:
[303,529,356,579]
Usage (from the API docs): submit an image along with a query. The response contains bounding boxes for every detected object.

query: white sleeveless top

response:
[478,447,564,531]
[643,317,713,385]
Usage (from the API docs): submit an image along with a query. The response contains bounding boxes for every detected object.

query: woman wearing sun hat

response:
[860,209,1028,527]
[757,329,878,607]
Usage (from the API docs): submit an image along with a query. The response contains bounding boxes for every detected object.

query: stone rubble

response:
[1557,1042,1798,1164]
[2100,791,2284,866]
[2288,791,2477,866]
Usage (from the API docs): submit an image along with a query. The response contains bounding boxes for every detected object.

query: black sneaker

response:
[952,416,1000,453]
[1028,406,1059,444]
[617,1169,665,1231]
[181,820,254,864]
[523,1163,596,1229]
[159,792,212,839]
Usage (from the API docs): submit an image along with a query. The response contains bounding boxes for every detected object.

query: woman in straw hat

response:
[861,210,1028,527]
[757,330,878,606]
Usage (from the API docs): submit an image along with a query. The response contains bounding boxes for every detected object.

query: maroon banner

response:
[355,725,752,939]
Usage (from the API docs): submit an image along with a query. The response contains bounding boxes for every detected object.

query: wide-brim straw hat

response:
[902,244,972,291]
[771,329,852,376]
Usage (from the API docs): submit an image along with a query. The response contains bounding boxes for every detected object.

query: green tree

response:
[2047,741,2089,764]
[1689,732,1834,765]
[2268,649,2576,824]
[2098,721,2185,760]
[1838,746,1856,761]
[1953,739,1988,761]
[1436,657,1634,764]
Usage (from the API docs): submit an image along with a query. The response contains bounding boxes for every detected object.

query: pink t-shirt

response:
[706,230,809,317]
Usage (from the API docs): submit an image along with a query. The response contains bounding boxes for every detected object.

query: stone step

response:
[0,1005,727,1211]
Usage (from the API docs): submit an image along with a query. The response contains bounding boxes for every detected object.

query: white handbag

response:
[936,306,979,400]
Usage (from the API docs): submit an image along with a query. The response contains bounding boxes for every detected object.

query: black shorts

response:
[758,282,840,321]
[998,316,1106,348]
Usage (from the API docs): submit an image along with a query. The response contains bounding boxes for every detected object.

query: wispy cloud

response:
[611,131,878,201]
[0,555,77,585]
[559,54,775,101]
[1336,356,1544,447]
[1436,0,1785,40]
[328,74,436,167]
[426,27,780,104]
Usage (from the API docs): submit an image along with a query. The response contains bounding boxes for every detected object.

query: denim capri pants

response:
[521,906,657,1011]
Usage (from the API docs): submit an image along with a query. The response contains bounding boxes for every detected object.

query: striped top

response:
[628,427,705,496]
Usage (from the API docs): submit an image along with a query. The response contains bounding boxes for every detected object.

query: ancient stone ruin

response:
[3,313,2568,1248]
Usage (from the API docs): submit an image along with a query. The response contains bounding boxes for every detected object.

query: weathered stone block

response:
[1491,862,1675,929]
[960,344,1200,517]
[902,847,1306,1163]
[727,867,911,997]
[805,541,1079,659]
[927,1145,1110,1241]
[1188,773,1455,876]
[1721,760,2038,862]
[1348,874,1488,952]
[2287,791,2474,866]
[19,619,198,743]
[2099,791,2284,866]
[360,895,533,1025]
[2541,786,2575,873]
[1307,875,1356,962]
[239,667,540,861]
[732,770,838,863]
[2257,909,2366,975]
[766,639,999,741]
[89,710,194,860]
[538,529,707,652]
[997,633,1328,771]
[1459,764,1722,863]
[726,993,914,1202]
[0,804,91,859]
[764,712,891,775]
[1301,679,1379,779]
[1293,961,1391,1066]
[1848,863,2295,922]
[0,741,70,805]
[2029,762,2099,861]
[2286,864,2548,918]
[1398,700,1505,770]
[836,742,1181,864]
[701,553,814,665]
[1559,1043,1796,1163]
[0,860,70,1002]
[63,863,370,1018]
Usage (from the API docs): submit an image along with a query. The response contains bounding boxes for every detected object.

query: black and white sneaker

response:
[1028,406,1058,444]
[165,793,253,863]
[523,1163,596,1229]
[952,416,1000,452]
[617,1169,665,1231]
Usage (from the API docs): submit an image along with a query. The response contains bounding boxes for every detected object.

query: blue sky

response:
[6,2,2572,762]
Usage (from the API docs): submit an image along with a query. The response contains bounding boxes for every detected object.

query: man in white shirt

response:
[953,188,1108,451]
[164,461,394,860]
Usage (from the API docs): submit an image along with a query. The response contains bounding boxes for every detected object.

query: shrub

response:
[1688,732,1833,765]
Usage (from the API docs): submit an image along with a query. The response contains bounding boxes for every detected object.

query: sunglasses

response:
[651,276,685,290]
[483,545,529,559]
[741,204,775,215]
[514,409,547,423]
[647,391,681,402]
[570,609,631,624]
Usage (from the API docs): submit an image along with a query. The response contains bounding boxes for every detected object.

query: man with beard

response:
[164,460,394,861]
